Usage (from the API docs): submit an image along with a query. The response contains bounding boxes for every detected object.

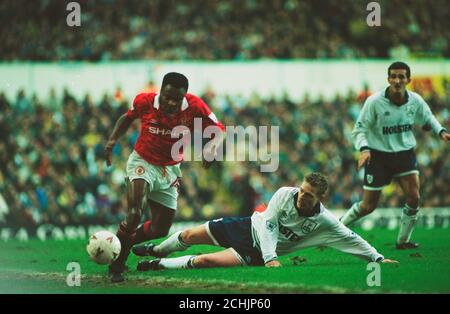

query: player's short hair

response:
[388,61,411,78]
[305,172,328,196]
[162,72,189,91]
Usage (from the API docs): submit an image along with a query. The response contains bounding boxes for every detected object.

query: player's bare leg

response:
[132,199,175,245]
[396,173,420,249]
[109,178,147,282]
[137,248,242,271]
[340,190,381,226]
[181,225,216,245]
[133,224,214,257]
[192,249,243,268]
[131,201,176,256]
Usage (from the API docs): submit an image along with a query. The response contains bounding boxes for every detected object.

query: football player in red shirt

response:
[105,72,225,282]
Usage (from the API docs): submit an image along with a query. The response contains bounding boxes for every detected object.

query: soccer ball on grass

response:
[86,230,121,265]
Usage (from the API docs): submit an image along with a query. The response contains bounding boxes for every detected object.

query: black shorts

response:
[363,148,419,190]
[206,217,264,266]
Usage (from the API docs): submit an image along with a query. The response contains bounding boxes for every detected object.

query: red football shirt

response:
[126,92,225,166]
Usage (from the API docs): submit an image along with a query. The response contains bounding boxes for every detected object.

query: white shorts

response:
[126,150,182,210]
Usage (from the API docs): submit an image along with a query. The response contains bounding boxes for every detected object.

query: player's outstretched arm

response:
[324,221,386,263]
[105,114,135,166]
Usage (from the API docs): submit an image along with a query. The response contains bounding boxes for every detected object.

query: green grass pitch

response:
[1,227,449,293]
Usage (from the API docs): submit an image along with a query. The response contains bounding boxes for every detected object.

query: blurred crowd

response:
[1,82,449,233]
[1,0,449,61]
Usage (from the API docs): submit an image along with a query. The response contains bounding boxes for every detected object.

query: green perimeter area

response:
[0,228,449,294]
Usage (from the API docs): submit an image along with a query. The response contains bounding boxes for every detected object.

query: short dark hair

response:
[388,61,411,78]
[162,72,189,91]
[304,172,328,196]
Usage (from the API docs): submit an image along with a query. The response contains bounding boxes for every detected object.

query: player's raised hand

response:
[381,258,399,264]
[105,139,116,166]
[265,260,282,268]
[440,131,450,143]
[357,150,371,171]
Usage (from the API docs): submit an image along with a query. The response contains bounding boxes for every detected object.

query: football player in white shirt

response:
[340,62,449,250]
[133,173,397,271]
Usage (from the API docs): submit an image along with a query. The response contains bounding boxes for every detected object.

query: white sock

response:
[397,204,418,244]
[154,231,190,256]
[158,255,196,270]
[340,202,363,226]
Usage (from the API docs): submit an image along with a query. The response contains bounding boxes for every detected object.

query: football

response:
[86,231,121,265]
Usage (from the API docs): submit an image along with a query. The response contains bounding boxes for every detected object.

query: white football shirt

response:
[251,187,384,264]
[352,88,445,152]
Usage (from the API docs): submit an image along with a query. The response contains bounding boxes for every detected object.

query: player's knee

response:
[180,228,196,244]
[192,255,215,268]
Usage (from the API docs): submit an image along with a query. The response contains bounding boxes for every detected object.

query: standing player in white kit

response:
[340,62,449,249]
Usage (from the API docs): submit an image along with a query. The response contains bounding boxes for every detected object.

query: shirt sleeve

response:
[254,188,285,264]
[323,221,384,262]
[415,95,446,136]
[194,97,225,132]
[352,97,375,151]
[126,93,148,120]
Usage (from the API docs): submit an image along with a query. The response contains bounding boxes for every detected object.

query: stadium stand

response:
[1,0,448,61]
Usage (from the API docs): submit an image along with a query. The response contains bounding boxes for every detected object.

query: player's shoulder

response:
[276,186,298,194]
[185,93,208,108]
[273,187,298,201]
[317,203,341,226]
[364,90,384,105]
[318,204,335,220]
[133,92,156,105]
[407,90,426,104]
[318,202,329,213]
